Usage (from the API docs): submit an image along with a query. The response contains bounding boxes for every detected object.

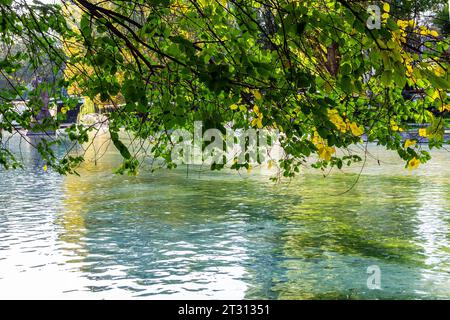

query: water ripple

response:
[0,140,449,299]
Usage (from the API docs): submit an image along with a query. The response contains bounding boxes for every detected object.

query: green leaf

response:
[110,129,132,159]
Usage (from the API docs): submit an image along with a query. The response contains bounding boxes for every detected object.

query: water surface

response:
[0,135,449,299]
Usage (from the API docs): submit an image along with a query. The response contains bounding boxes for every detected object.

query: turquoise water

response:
[0,134,449,299]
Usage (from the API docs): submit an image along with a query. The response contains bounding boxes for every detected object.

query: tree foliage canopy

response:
[0,0,449,176]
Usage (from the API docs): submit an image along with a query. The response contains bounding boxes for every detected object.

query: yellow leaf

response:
[397,19,408,28]
[434,67,445,76]
[267,160,273,170]
[318,145,335,162]
[230,104,238,110]
[253,90,262,100]
[408,20,416,28]
[404,139,416,148]
[349,122,364,136]
[431,90,441,100]
[419,128,427,137]
[383,3,390,12]
[440,104,450,112]
[256,118,263,129]
[406,64,413,75]
[407,158,420,170]
[328,109,347,133]
[430,30,439,37]
[43,165,48,171]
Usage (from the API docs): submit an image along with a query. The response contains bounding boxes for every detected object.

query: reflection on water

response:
[0,134,449,299]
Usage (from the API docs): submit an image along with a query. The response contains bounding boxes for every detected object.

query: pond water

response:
[0,134,449,299]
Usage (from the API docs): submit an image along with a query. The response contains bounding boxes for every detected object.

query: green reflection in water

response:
[62,139,450,299]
